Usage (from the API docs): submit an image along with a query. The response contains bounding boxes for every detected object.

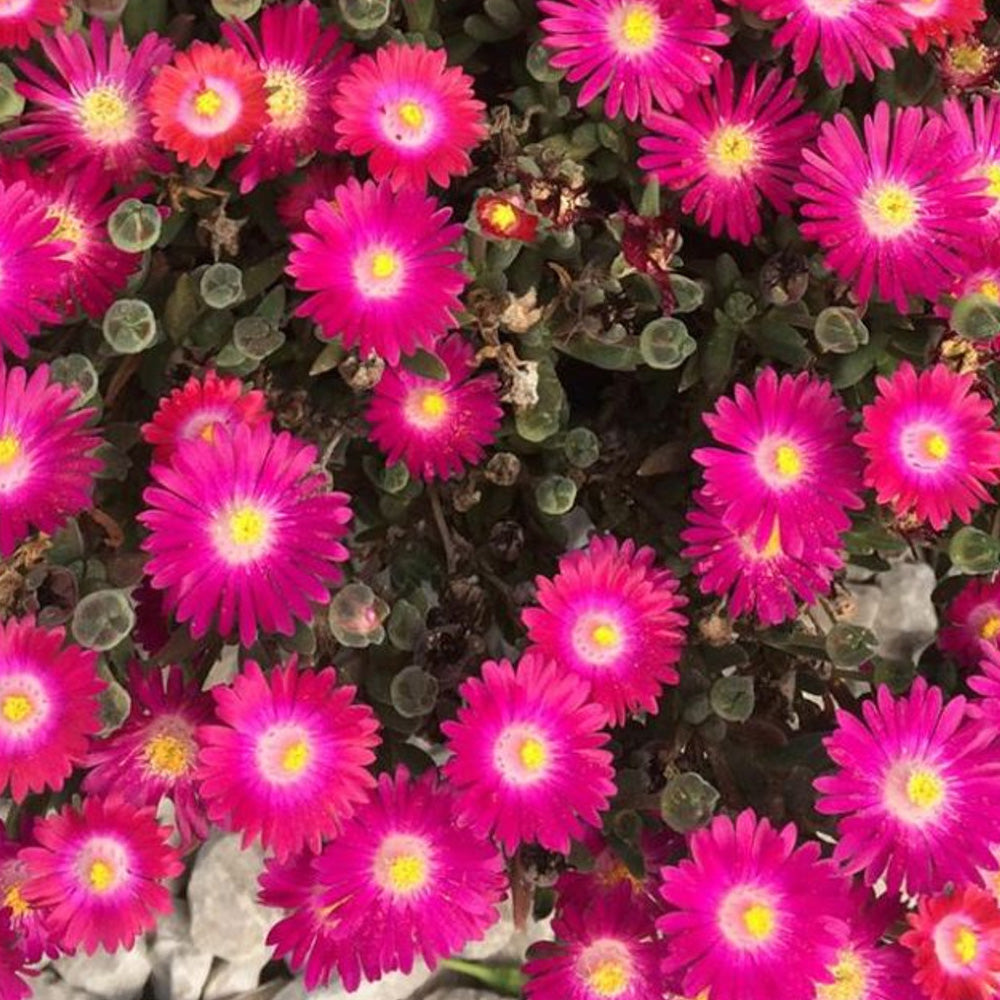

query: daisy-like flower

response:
[658,810,848,1000]
[0,910,28,1000]
[1,825,57,966]
[537,0,729,121]
[222,0,350,193]
[638,63,818,245]
[692,368,863,555]
[0,181,68,358]
[442,653,616,854]
[287,178,467,364]
[308,767,507,990]
[0,617,104,804]
[968,644,1000,730]
[474,192,539,242]
[0,362,102,556]
[901,886,1000,1000]
[139,423,353,646]
[525,886,662,1000]
[942,243,1000,323]
[796,103,990,312]
[941,96,1000,229]
[8,23,173,178]
[331,42,486,191]
[367,334,502,481]
[521,535,688,726]
[905,0,986,53]
[815,678,1000,894]
[198,658,379,860]
[0,0,67,51]
[19,796,182,954]
[681,491,843,626]
[940,577,1000,669]
[855,363,1000,530]
[83,665,214,847]
[141,370,270,465]
[276,159,352,231]
[146,42,268,170]
[746,0,910,88]
[939,40,1000,93]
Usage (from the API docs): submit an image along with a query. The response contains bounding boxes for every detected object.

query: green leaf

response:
[701,317,738,395]
[950,526,1000,575]
[555,336,641,371]
[669,275,705,314]
[814,306,870,353]
[639,317,696,370]
[164,274,203,343]
[825,623,878,668]
[637,177,660,219]
[710,675,755,723]
[951,293,1000,341]
[660,772,720,833]
[401,348,449,381]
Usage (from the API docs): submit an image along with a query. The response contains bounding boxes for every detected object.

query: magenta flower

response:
[815,678,1000,894]
[8,22,173,178]
[525,887,663,1000]
[0,910,28,1000]
[0,0,68,52]
[796,103,991,312]
[288,178,467,364]
[693,368,863,556]
[538,0,729,121]
[941,94,1000,232]
[0,617,104,804]
[442,653,616,854]
[332,42,487,191]
[940,577,1000,670]
[0,362,102,557]
[0,824,57,965]
[276,159,352,231]
[522,535,688,726]
[855,363,1000,530]
[367,334,502,481]
[198,658,380,861]
[658,810,848,1000]
[307,767,507,990]
[906,0,986,53]
[83,664,214,848]
[140,423,353,646]
[140,370,270,465]
[639,63,818,244]
[967,643,1000,727]
[222,0,350,193]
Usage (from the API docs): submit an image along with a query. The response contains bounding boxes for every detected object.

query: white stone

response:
[53,942,151,1000]
[870,560,938,661]
[459,901,514,961]
[29,970,100,1000]
[202,956,270,1000]
[150,902,214,1000]
[274,962,434,1000]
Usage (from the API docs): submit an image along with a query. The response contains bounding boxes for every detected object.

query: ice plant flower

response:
[308,768,507,990]
[0,617,104,804]
[222,0,350,193]
[659,809,847,1000]
[198,658,380,860]
[692,368,863,555]
[939,40,1000,92]
[796,103,991,312]
[815,678,1000,894]
[525,887,663,1000]
[19,796,182,954]
[288,178,467,364]
[0,0,68,51]
[442,653,616,854]
[0,362,102,556]
[331,42,486,191]
[639,63,819,245]
[940,577,1000,669]
[147,42,268,169]
[141,370,270,465]
[0,180,69,357]
[0,911,28,1000]
[904,0,986,53]
[276,159,352,231]
[474,193,539,242]
[681,490,842,626]
[941,95,1000,228]
[0,827,55,964]
[140,423,353,646]
[968,644,1000,730]
[537,0,729,121]
[366,334,503,481]
[745,0,911,88]
[855,363,1000,530]
[8,23,173,178]
[521,535,688,726]
[83,665,215,847]
[902,886,1000,1000]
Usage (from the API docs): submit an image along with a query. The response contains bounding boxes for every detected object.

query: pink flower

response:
[538,0,729,121]
[855,363,1000,530]
[658,810,848,1000]
[198,658,379,860]
[288,178,467,364]
[904,0,986,53]
[940,577,1000,669]
[367,334,502,481]
[814,678,1000,894]
[796,103,990,311]
[276,159,352,231]
[140,423,353,646]
[968,642,1000,726]
[522,535,688,726]
[0,910,29,1000]
[0,824,57,964]
[222,0,350,193]
[941,95,1000,232]
[639,63,818,244]
[20,796,182,954]
[331,42,486,191]
[0,0,68,51]
[442,653,616,854]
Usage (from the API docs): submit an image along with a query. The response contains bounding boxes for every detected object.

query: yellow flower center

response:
[266,69,308,125]
[199,422,217,443]
[587,960,629,997]
[47,207,85,250]
[954,925,978,965]
[619,3,658,48]
[951,43,987,73]
[906,767,944,810]
[761,522,782,559]
[488,202,519,232]
[387,854,426,892]
[864,183,918,237]
[774,443,802,479]
[709,125,756,177]
[981,615,1000,640]
[1,695,32,724]
[984,163,1000,201]
[144,733,194,778]
[923,432,949,461]
[519,736,547,772]
[281,739,310,774]
[88,860,115,893]
[0,434,17,466]
[592,623,620,648]
[421,392,446,418]
[979,280,1000,302]
[229,506,267,547]
[371,251,398,280]
[397,101,425,130]
[78,86,130,140]
[194,88,224,118]
[742,903,775,941]
[818,949,867,1000]
[2,885,28,919]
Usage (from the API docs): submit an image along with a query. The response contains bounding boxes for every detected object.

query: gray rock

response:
[150,901,214,1000]
[422,992,500,1000]
[273,961,434,1000]
[52,942,151,1000]
[868,560,938,661]
[459,901,514,961]
[202,956,270,1000]
[29,970,100,1000]
[188,833,273,963]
